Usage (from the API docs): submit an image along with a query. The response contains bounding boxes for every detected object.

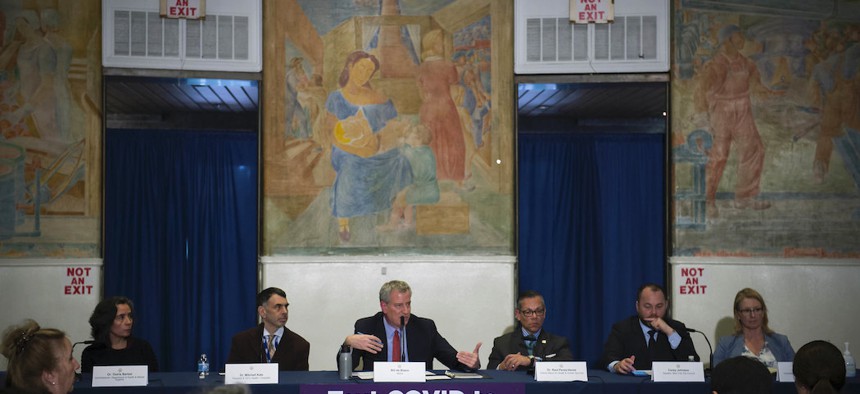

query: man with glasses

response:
[599,283,699,374]
[488,290,573,371]
[341,280,481,371]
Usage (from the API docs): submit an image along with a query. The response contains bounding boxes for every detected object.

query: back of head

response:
[793,340,846,394]
[1,319,67,390]
[711,356,773,394]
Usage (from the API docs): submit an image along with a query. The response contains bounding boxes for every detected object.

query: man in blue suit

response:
[340,280,481,371]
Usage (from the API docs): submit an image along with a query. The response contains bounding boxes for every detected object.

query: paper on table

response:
[352,371,374,380]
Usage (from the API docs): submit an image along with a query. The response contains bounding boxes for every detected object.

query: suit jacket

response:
[487,327,574,370]
[227,323,310,371]
[599,316,699,371]
[713,332,794,366]
[345,312,472,371]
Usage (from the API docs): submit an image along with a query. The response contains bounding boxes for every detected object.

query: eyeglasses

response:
[738,307,764,316]
[519,308,545,317]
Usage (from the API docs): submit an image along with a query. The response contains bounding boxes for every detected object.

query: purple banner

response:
[300,382,525,394]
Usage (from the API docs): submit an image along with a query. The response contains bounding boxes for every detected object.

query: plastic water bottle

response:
[845,342,857,378]
[197,353,210,379]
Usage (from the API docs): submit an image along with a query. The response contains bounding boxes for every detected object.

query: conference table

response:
[58,370,858,394]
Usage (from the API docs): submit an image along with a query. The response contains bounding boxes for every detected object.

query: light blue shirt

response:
[638,320,681,349]
[607,320,682,372]
[383,317,408,361]
[521,327,542,338]
[262,326,284,363]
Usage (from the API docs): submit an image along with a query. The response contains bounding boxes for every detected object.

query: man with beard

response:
[600,283,699,374]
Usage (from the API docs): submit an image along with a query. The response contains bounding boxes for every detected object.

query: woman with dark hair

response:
[794,340,846,394]
[80,296,158,373]
[1,319,79,394]
[713,288,794,368]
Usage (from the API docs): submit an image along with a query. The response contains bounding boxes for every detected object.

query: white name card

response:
[651,361,705,382]
[777,362,795,382]
[91,365,148,387]
[373,362,426,382]
[224,363,279,384]
[535,361,588,382]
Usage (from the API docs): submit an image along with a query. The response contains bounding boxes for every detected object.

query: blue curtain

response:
[104,129,258,372]
[518,132,665,367]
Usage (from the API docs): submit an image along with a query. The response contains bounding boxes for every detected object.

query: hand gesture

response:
[456,342,482,369]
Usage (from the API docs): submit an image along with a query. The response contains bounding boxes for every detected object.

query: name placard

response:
[225,363,279,384]
[535,361,588,382]
[91,365,148,387]
[373,362,426,382]
[651,361,705,382]
[777,362,795,382]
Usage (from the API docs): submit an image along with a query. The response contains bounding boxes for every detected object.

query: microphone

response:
[72,340,95,382]
[399,316,406,362]
[686,328,713,372]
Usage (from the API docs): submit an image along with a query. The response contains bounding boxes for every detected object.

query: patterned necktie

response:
[524,335,537,356]
[267,334,276,360]
[647,330,657,355]
[392,330,401,362]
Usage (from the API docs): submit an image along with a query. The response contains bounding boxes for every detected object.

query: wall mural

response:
[672,0,860,257]
[262,0,513,255]
[0,0,101,258]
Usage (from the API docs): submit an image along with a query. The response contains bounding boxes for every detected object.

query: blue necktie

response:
[524,335,537,356]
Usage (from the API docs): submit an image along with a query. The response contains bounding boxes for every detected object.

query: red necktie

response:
[392,330,401,362]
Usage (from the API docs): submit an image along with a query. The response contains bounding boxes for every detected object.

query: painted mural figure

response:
[2,10,62,142]
[325,51,412,242]
[41,9,75,143]
[808,28,860,182]
[378,124,439,231]
[417,30,466,186]
[298,74,330,151]
[696,24,781,218]
[286,57,311,140]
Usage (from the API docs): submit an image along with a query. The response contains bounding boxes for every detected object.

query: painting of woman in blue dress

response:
[325,50,412,242]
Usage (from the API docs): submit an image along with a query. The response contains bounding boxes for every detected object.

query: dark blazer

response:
[599,316,699,371]
[345,312,473,371]
[487,327,574,370]
[80,337,159,373]
[227,323,310,371]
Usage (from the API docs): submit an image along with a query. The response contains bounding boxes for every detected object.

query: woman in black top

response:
[81,296,158,373]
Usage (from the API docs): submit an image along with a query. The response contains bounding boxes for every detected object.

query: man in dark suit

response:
[227,287,310,370]
[341,280,481,371]
[599,283,699,374]
[488,290,574,371]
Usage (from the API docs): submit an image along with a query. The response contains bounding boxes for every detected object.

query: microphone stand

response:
[399,316,406,362]
[72,340,95,382]
[687,328,713,376]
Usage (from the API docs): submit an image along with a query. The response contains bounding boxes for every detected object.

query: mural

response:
[262,0,513,255]
[0,0,101,257]
[672,0,860,257]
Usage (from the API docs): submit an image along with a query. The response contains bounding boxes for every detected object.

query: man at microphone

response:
[488,290,573,371]
[599,283,699,374]
[227,287,310,370]
[341,280,481,371]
